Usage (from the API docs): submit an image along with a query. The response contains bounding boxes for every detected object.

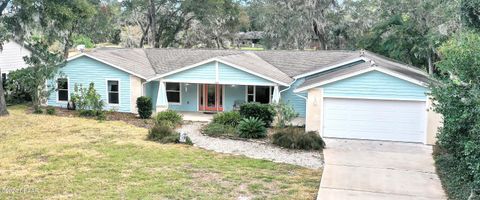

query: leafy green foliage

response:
[147,123,192,145]
[239,103,275,127]
[272,128,325,150]
[461,0,480,30]
[237,117,267,139]
[202,122,236,137]
[212,111,242,127]
[274,102,299,128]
[73,35,95,48]
[46,107,56,115]
[18,42,65,111]
[136,96,152,119]
[4,68,33,104]
[156,110,183,126]
[430,32,480,199]
[70,82,105,119]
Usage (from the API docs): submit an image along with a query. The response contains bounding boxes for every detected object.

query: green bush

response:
[46,107,56,115]
[202,123,236,137]
[239,102,275,127]
[274,102,299,128]
[33,107,43,114]
[71,82,105,119]
[212,111,242,127]
[237,117,267,139]
[156,110,183,126]
[73,35,95,48]
[147,123,192,145]
[136,96,152,119]
[272,128,325,150]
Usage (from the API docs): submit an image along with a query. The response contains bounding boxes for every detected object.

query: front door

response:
[199,84,223,111]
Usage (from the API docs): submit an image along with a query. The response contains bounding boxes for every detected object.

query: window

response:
[57,78,69,102]
[166,82,180,104]
[1,73,6,87]
[107,80,119,104]
[246,86,272,104]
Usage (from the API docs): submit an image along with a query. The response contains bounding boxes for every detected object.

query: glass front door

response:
[199,84,223,111]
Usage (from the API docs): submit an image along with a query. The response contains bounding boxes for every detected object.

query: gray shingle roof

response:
[81,48,429,89]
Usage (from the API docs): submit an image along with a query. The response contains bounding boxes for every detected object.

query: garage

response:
[322,98,427,143]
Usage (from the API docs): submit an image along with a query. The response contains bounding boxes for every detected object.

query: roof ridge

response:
[143,48,161,75]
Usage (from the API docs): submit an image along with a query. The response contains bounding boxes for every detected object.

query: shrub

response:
[202,123,236,137]
[46,107,56,115]
[239,102,275,127]
[4,68,32,104]
[136,96,152,119]
[272,128,325,150]
[212,111,242,127]
[71,83,105,119]
[147,123,192,145]
[156,110,182,126]
[33,107,43,114]
[237,117,267,139]
[274,102,299,128]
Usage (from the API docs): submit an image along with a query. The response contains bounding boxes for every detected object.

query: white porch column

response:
[156,80,169,112]
[272,85,281,104]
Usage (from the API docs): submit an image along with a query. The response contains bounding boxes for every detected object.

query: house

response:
[0,40,32,80]
[46,48,442,145]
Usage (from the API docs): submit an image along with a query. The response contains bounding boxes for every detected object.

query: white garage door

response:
[323,98,426,143]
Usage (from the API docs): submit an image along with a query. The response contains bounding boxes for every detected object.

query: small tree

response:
[0,68,8,116]
[22,42,65,112]
[136,96,152,119]
[274,101,299,128]
[70,82,105,116]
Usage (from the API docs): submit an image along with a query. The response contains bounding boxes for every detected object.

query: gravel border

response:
[178,122,324,169]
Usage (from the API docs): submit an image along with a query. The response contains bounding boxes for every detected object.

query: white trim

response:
[160,79,278,86]
[294,57,366,79]
[68,54,147,80]
[105,79,121,105]
[294,67,427,93]
[165,82,182,105]
[147,58,290,86]
[56,77,70,103]
[322,96,427,102]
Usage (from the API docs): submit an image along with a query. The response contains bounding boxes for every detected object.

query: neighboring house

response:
[0,40,32,80]
[46,48,441,145]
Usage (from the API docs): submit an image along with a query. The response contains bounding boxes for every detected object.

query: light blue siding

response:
[164,62,216,82]
[218,63,273,85]
[281,79,307,117]
[47,56,132,112]
[224,85,246,111]
[169,83,198,112]
[145,81,159,110]
[322,71,427,100]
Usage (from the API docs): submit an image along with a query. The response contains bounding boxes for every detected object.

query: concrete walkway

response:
[317,139,446,200]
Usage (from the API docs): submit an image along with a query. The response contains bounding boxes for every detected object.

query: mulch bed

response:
[28,106,156,129]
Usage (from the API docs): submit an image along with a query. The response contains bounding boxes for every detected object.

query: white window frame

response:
[106,79,121,105]
[56,77,70,103]
[245,85,272,104]
[166,82,181,105]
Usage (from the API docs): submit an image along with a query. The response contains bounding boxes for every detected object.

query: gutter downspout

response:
[281,78,308,101]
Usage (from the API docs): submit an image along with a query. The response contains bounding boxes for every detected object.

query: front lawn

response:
[0,105,321,199]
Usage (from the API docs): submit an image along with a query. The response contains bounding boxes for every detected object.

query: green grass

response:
[0,105,321,199]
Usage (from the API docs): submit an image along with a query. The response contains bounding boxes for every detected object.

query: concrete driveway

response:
[317,139,446,200]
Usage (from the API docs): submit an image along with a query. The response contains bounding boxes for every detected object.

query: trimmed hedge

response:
[239,102,275,127]
[136,96,152,119]
[272,128,325,150]
[212,111,242,127]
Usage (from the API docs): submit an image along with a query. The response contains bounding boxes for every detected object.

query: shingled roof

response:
[78,48,429,88]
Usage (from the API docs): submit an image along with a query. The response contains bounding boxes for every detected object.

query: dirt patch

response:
[30,106,156,129]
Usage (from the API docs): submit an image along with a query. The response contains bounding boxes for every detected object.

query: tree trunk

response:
[149,0,157,48]
[428,54,433,75]
[0,68,9,116]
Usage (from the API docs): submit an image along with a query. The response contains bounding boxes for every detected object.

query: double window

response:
[246,86,273,104]
[57,78,69,102]
[107,80,120,104]
[166,82,181,104]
